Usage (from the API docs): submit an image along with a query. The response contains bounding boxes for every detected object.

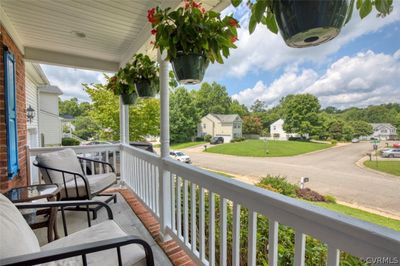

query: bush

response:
[296,188,325,202]
[325,195,336,203]
[62,137,80,146]
[195,137,204,141]
[331,140,337,145]
[230,137,245,143]
[256,176,298,198]
[204,134,212,142]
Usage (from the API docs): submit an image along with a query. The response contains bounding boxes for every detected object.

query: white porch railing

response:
[29,144,400,266]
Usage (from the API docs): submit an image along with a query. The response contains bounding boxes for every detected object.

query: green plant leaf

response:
[231,0,242,7]
[263,10,278,34]
[359,0,372,18]
[249,14,257,34]
[375,0,393,15]
[356,0,362,9]
[253,0,268,22]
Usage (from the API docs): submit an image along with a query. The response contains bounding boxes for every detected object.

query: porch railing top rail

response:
[29,144,120,156]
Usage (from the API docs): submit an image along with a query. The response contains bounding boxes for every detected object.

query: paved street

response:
[181,142,400,217]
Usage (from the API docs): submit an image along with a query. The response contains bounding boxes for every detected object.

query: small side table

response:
[4,184,61,242]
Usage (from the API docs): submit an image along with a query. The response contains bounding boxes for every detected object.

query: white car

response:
[170,151,191,164]
[382,148,400,158]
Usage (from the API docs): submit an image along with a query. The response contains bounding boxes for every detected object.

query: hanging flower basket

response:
[171,53,209,84]
[273,0,349,48]
[121,91,138,105]
[148,0,239,85]
[136,79,157,98]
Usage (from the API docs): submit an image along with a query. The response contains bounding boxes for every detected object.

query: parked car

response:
[170,151,191,164]
[351,138,360,143]
[210,136,224,144]
[393,143,400,148]
[382,148,400,158]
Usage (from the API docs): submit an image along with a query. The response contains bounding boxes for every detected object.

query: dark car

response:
[210,136,224,144]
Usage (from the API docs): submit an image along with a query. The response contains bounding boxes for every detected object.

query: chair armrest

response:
[0,235,154,266]
[33,161,90,199]
[15,200,113,220]
[78,156,115,174]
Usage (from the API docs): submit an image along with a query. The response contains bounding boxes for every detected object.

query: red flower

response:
[201,7,205,13]
[147,8,157,24]
[228,18,238,27]
[230,35,238,43]
[151,29,157,35]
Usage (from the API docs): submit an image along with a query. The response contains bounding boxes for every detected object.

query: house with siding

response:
[38,85,63,146]
[369,123,397,140]
[197,114,242,143]
[270,119,307,140]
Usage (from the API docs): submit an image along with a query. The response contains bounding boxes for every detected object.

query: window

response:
[273,126,276,130]
[203,124,206,129]
[4,48,19,179]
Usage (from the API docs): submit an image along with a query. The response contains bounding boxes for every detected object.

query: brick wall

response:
[0,25,28,192]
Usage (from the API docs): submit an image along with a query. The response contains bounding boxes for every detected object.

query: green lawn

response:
[313,202,400,231]
[153,141,206,150]
[206,140,333,157]
[364,160,400,176]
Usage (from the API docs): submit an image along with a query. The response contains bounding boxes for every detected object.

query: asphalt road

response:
[181,142,400,217]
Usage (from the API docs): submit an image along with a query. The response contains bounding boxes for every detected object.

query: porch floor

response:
[34,189,173,266]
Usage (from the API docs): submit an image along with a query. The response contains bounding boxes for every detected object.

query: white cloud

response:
[207,2,400,80]
[233,50,400,109]
[41,65,110,102]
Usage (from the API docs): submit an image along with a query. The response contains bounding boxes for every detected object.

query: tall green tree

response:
[349,121,373,138]
[59,97,81,117]
[250,99,267,113]
[193,82,232,117]
[170,87,199,143]
[84,83,160,141]
[281,94,322,136]
[230,100,249,117]
[73,116,100,140]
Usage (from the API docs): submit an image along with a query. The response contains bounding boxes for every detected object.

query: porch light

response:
[26,105,35,123]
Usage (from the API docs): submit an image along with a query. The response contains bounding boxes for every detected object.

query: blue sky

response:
[42,2,400,109]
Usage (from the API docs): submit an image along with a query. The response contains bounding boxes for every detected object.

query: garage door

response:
[216,134,232,143]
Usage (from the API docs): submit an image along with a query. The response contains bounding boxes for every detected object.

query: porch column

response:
[120,97,129,181]
[119,97,129,144]
[158,50,172,240]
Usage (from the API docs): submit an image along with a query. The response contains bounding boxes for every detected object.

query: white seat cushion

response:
[36,149,84,185]
[41,220,146,266]
[60,172,117,199]
[0,194,40,259]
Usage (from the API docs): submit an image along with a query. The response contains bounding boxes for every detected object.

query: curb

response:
[355,156,399,178]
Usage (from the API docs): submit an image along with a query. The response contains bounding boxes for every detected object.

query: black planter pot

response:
[121,92,137,105]
[273,0,349,48]
[171,53,209,85]
[136,80,157,98]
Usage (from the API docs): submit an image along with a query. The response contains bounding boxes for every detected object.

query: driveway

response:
[182,142,400,218]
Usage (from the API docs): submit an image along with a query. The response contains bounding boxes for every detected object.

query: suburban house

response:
[38,85,63,146]
[197,113,242,142]
[369,123,397,140]
[270,119,308,140]
[1,1,398,265]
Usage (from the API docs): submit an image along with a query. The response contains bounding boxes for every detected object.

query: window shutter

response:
[4,48,19,179]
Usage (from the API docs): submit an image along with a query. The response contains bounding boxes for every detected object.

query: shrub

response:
[230,137,245,143]
[62,137,80,146]
[296,188,325,202]
[195,137,204,141]
[256,176,298,198]
[204,134,212,142]
[331,140,337,145]
[325,195,337,203]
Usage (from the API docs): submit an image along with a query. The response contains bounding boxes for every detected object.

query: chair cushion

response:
[60,172,117,199]
[0,194,40,260]
[41,220,146,266]
[36,149,84,185]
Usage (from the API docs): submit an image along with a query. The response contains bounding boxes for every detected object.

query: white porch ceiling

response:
[0,0,230,72]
